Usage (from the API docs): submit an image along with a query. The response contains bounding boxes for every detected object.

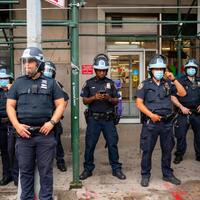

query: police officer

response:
[0,66,13,185]
[79,54,126,180]
[172,58,200,164]
[135,54,186,187]
[6,47,65,200]
[43,61,69,172]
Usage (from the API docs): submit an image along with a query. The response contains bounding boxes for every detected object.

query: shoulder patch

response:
[55,80,62,89]
[137,82,144,90]
[82,81,87,89]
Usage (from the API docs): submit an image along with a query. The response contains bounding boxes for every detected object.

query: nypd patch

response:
[137,83,144,90]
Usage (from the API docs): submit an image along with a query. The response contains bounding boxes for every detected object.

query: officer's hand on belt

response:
[16,124,31,138]
[39,121,54,135]
[197,105,200,113]
[180,105,191,115]
[164,71,175,81]
[150,113,161,123]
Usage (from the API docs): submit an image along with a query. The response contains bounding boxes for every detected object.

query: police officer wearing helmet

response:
[6,47,65,200]
[80,54,126,180]
[135,54,186,187]
[43,61,69,172]
[171,58,200,164]
[0,66,13,186]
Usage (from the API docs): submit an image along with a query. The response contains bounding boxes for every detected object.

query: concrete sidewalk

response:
[0,124,200,199]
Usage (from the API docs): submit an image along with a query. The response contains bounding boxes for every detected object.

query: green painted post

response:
[9,4,14,77]
[70,0,82,189]
[177,0,182,77]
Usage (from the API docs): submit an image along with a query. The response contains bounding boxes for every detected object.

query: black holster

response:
[84,109,89,124]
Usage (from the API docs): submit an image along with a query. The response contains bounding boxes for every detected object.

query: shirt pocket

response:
[146,89,156,102]
[17,89,29,105]
[37,89,51,105]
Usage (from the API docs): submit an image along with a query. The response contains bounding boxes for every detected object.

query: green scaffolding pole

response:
[177,0,182,77]
[9,3,14,77]
[70,0,82,189]
[0,1,19,3]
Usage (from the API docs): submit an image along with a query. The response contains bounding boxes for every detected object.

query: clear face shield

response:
[21,57,38,77]
[43,64,55,78]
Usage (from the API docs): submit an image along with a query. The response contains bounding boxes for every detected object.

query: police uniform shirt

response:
[81,77,118,113]
[135,78,177,115]
[56,80,69,101]
[7,75,64,125]
[0,88,8,118]
[176,75,200,109]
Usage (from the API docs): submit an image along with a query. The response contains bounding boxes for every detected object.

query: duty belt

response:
[91,111,115,121]
[143,113,176,123]
[27,126,41,137]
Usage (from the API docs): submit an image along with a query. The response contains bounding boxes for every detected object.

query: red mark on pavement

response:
[163,182,187,200]
[82,188,97,200]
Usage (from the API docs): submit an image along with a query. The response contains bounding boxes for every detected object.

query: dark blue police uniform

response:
[54,81,69,167]
[81,76,122,173]
[7,75,64,200]
[174,75,200,159]
[0,88,12,181]
[135,78,176,179]
[7,124,19,185]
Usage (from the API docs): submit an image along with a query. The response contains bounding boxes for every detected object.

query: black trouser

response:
[83,116,122,172]
[0,122,12,179]
[7,125,19,183]
[16,131,56,200]
[174,113,200,158]
[54,121,65,164]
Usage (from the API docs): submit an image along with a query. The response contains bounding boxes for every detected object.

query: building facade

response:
[0,0,199,130]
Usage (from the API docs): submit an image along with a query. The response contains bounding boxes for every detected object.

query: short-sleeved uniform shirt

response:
[175,75,200,109]
[81,76,118,113]
[135,78,177,115]
[56,80,69,101]
[7,75,64,125]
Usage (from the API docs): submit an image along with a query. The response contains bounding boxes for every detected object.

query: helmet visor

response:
[21,57,38,76]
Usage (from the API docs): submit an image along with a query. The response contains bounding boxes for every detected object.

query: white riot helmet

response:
[148,54,167,69]
[93,54,109,70]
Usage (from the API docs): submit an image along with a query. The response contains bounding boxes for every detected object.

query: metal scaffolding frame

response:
[0,0,199,189]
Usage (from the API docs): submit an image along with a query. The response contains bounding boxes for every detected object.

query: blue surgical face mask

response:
[0,79,9,87]
[43,71,53,78]
[186,68,196,77]
[153,70,164,80]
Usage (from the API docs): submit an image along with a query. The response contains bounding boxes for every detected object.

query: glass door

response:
[109,52,144,123]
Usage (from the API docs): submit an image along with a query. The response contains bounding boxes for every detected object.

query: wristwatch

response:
[50,119,56,126]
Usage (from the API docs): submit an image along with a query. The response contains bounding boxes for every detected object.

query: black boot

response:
[57,162,67,172]
[163,175,181,185]
[79,170,92,180]
[173,155,183,164]
[112,170,126,180]
[140,177,150,187]
[0,176,12,186]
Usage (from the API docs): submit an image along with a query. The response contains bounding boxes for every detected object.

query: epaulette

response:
[16,75,26,80]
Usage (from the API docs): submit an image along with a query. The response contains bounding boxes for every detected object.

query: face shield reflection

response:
[43,64,55,78]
